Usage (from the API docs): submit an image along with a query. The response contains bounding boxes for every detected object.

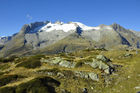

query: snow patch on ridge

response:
[40,22,77,32]
[37,21,113,33]
[72,22,100,30]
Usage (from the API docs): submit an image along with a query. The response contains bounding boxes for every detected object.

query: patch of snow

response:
[37,21,104,33]
[72,22,100,30]
[40,22,77,32]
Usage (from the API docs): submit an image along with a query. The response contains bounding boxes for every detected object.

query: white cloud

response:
[26,14,33,20]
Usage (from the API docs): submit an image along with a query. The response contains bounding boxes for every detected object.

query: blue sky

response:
[0,0,140,36]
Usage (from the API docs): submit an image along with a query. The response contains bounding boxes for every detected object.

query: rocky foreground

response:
[0,48,140,93]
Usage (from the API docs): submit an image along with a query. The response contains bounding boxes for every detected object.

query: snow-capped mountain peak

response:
[38,21,103,33]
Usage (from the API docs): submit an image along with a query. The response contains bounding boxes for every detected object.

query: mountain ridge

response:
[0,21,140,57]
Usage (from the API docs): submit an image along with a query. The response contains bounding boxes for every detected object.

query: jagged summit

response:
[111,23,126,31]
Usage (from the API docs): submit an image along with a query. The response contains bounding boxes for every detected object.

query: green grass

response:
[16,55,44,69]
[0,76,60,93]
[0,49,140,93]
[0,64,10,70]
[16,59,41,69]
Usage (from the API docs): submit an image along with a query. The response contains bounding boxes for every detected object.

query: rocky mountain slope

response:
[0,21,140,57]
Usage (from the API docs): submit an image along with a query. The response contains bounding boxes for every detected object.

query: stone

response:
[52,57,62,64]
[57,72,65,78]
[135,86,140,89]
[70,62,76,68]
[59,60,71,68]
[99,61,109,70]
[87,59,112,74]
[96,55,109,62]
[83,88,88,93]
[61,89,70,93]
[88,73,99,81]
[104,68,110,74]
[89,59,100,68]
[124,53,132,57]
[40,58,49,63]
[74,71,89,79]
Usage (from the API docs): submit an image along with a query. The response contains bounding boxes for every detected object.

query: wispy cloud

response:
[26,14,33,20]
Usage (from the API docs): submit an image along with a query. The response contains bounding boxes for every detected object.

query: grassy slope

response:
[0,49,140,93]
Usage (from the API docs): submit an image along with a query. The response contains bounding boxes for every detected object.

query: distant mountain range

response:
[0,21,140,57]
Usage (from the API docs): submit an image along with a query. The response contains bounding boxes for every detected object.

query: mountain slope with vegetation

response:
[0,48,140,93]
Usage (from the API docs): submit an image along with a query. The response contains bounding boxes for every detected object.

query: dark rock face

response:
[76,26,82,35]
[19,21,49,34]
[111,23,126,31]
